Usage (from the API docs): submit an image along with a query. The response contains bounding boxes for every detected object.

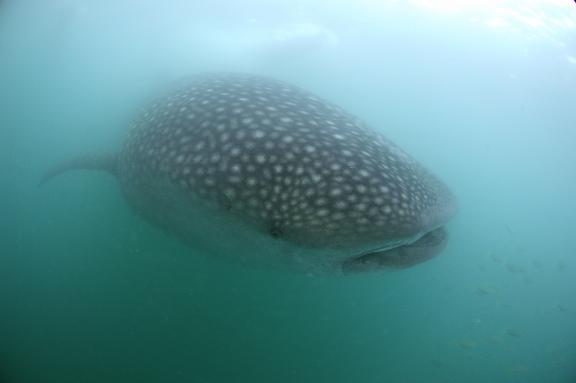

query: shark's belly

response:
[118,171,436,274]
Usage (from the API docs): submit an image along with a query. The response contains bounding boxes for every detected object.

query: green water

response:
[2,1,575,382]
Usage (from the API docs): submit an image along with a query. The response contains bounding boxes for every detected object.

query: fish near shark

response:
[42,73,457,274]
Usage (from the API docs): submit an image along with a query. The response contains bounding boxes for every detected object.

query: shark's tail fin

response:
[39,153,119,186]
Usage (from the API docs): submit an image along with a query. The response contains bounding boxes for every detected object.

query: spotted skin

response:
[46,73,456,274]
[120,73,454,250]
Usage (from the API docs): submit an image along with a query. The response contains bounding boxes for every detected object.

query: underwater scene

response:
[1,0,575,382]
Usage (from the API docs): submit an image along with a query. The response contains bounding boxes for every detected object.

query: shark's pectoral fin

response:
[39,153,118,186]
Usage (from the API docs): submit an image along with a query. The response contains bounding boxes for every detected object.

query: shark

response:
[42,73,457,274]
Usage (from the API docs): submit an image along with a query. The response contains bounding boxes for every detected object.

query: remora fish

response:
[43,73,456,274]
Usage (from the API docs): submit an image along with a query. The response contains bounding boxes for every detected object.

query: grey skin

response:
[43,73,456,275]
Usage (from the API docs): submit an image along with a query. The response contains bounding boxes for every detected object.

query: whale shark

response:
[43,73,456,274]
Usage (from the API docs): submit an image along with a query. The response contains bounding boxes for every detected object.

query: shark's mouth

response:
[342,227,448,274]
